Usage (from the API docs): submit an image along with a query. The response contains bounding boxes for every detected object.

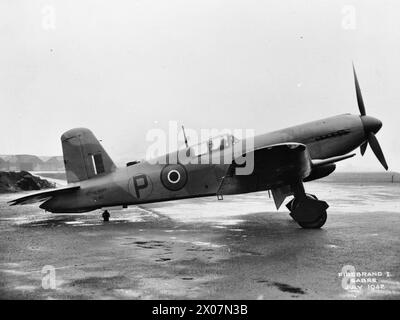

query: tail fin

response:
[61,128,116,183]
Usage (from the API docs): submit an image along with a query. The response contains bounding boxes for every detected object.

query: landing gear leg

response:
[102,210,110,222]
[286,181,328,229]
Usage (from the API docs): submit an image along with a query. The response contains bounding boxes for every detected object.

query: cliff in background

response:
[0,171,55,193]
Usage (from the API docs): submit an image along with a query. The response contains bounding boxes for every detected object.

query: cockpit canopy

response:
[188,133,239,157]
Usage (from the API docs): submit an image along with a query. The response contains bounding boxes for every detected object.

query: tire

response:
[289,194,318,211]
[102,211,110,222]
[289,194,327,229]
[297,210,327,229]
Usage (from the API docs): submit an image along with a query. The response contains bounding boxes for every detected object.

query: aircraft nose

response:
[361,115,382,134]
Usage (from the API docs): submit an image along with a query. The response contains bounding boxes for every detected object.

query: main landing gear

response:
[102,210,110,222]
[285,181,328,229]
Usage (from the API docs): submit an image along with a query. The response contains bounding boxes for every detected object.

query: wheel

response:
[288,195,328,229]
[102,210,110,222]
[297,210,327,229]
[288,194,318,211]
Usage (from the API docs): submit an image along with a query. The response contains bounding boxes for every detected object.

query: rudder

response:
[61,128,116,183]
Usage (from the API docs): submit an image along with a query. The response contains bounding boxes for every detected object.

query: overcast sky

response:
[1,0,399,171]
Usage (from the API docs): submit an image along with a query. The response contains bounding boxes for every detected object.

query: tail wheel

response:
[102,210,110,222]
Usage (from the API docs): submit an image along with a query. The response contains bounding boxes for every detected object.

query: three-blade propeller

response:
[352,64,388,170]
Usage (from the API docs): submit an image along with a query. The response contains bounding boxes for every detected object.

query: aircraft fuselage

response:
[40,113,368,213]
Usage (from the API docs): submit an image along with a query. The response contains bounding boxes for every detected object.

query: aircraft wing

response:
[239,143,356,181]
[218,142,311,195]
[218,142,355,209]
[8,185,80,206]
[236,142,312,183]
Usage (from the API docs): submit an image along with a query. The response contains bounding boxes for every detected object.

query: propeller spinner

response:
[352,64,388,170]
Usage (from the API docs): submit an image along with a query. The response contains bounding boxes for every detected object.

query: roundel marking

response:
[167,170,181,184]
[128,173,153,199]
[160,164,188,191]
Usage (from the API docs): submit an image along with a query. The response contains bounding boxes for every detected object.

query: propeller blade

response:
[353,63,366,116]
[360,141,368,156]
[367,132,388,170]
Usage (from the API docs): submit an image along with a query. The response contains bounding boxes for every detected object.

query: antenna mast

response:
[182,125,189,148]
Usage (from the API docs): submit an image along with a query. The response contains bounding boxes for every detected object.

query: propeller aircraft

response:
[9,66,388,228]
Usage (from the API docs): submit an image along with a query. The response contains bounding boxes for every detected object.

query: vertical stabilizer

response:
[61,128,116,183]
